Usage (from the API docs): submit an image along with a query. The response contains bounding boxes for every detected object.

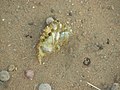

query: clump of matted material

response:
[36,17,72,64]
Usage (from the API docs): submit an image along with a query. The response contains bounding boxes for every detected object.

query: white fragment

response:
[80,1,83,4]
[66,21,70,24]
[55,32,60,41]
[72,3,74,5]
[42,62,45,65]
[8,44,11,47]
[52,32,55,43]
[58,10,61,14]
[59,23,62,28]
[2,19,5,21]
[32,6,35,8]
[13,49,17,51]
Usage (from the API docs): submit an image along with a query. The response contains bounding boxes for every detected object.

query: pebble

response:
[46,17,54,25]
[0,71,10,82]
[8,65,17,72]
[111,83,120,90]
[28,22,34,25]
[39,83,51,90]
[50,8,55,13]
[25,70,34,80]
[83,57,91,66]
[106,38,110,44]
[68,11,73,16]
[96,44,103,50]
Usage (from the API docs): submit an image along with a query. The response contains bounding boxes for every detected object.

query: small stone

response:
[30,35,32,38]
[25,34,33,38]
[50,8,55,13]
[111,83,120,90]
[46,17,54,25]
[106,5,114,10]
[25,70,34,80]
[94,43,103,50]
[83,57,91,66]
[39,83,51,90]
[28,22,34,25]
[68,11,73,16]
[8,65,17,72]
[106,38,110,44]
[0,71,10,82]
[80,19,86,24]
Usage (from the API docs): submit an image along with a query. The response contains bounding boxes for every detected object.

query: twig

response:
[87,82,101,90]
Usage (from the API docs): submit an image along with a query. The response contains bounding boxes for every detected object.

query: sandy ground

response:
[0,0,120,90]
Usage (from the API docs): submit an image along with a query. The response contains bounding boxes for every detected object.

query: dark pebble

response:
[106,39,110,44]
[68,11,73,16]
[29,36,32,38]
[28,22,34,25]
[96,44,103,50]
[83,57,91,66]
[25,34,32,38]
[50,8,55,13]
[81,19,86,24]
